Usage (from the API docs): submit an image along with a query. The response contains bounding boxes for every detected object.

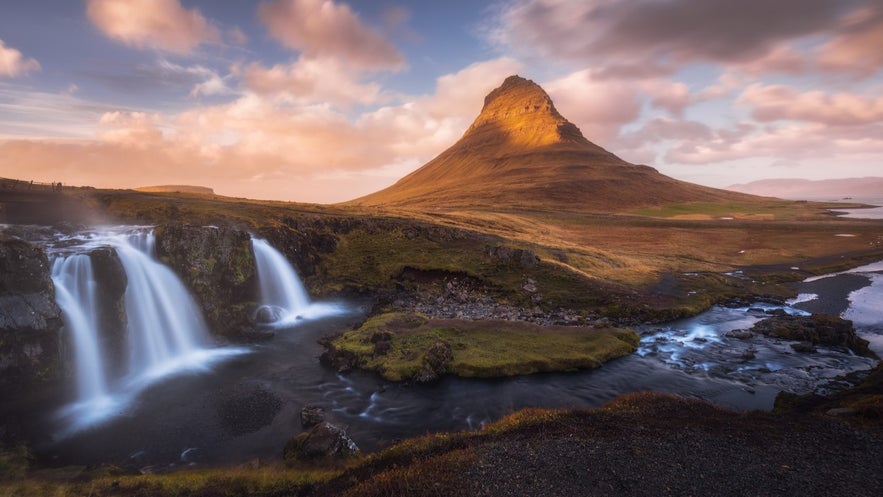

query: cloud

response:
[0,39,40,78]
[738,83,883,126]
[543,69,643,142]
[494,0,874,77]
[242,56,386,107]
[0,58,530,203]
[816,5,883,77]
[258,0,404,70]
[86,0,221,53]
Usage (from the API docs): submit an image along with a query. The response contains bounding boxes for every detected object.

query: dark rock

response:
[218,386,282,436]
[751,314,875,357]
[301,405,325,427]
[254,305,283,324]
[0,238,62,395]
[765,308,788,317]
[88,247,127,375]
[154,225,257,338]
[740,348,757,360]
[791,341,817,354]
[414,340,453,383]
[283,422,359,461]
[726,329,753,339]
[486,245,539,268]
[373,340,391,356]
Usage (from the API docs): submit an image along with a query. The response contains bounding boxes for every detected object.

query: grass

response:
[325,312,639,381]
[0,465,341,497]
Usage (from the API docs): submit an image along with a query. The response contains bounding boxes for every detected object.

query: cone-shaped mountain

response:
[349,75,752,212]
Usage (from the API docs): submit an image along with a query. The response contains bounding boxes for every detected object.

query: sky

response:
[0,0,881,203]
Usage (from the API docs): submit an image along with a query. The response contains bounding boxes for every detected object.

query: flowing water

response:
[18,226,883,469]
[251,237,345,325]
[47,228,247,436]
[51,255,110,404]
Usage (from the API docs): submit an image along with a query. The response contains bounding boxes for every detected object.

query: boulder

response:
[300,405,325,428]
[283,422,359,462]
[414,340,453,383]
[153,225,257,339]
[751,314,875,357]
[0,238,62,394]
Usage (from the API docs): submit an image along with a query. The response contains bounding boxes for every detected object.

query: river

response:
[12,226,882,470]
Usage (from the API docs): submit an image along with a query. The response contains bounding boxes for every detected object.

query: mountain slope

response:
[348,75,753,213]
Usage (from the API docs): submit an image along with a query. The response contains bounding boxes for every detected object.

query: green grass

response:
[629,200,841,220]
[326,312,639,381]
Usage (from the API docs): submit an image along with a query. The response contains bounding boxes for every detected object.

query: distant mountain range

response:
[347,75,753,213]
[727,178,883,200]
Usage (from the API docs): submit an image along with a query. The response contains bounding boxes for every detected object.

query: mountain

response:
[727,178,883,199]
[348,75,752,213]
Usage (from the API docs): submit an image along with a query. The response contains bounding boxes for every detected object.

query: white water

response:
[51,229,247,435]
[51,255,110,403]
[113,234,208,374]
[251,237,343,325]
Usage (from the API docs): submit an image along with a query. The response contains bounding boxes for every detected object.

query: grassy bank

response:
[323,312,640,382]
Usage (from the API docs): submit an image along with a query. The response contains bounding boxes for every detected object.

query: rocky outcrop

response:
[0,238,62,394]
[751,314,875,357]
[87,247,127,375]
[153,225,258,339]
[283,422,359,462]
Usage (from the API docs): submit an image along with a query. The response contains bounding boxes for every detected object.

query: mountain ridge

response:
[727,177,883,199]
[347,75,754,212]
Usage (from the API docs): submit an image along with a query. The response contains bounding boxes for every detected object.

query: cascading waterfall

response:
[251,237,312,324]
[112,233,208,375]
[51,255,110,404]
[51,229,245,434]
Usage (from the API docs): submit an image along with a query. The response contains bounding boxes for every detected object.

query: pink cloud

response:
[738,83,883,126]
[0,39,40,77]
[86,0,221,53]
[258,0,404,70]
[543,69,643,142]
[817,5,883,77]
[242,56,387,107]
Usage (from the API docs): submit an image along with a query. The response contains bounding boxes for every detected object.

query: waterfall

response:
[51,255,110,404]
[251,238,311,324]
[50,229,245,434]
[112,233,209,376]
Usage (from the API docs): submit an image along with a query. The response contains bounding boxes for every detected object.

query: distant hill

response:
[727,178,883,200]
[347,75,754,213]
[135,185,215,195]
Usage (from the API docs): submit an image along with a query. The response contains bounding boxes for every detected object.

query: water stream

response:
[19,226,883,469]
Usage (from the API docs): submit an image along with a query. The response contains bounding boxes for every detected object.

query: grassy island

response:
[323,312,640,382]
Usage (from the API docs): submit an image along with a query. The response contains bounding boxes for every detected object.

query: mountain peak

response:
[346,75,750,212]
[464,75,586,148]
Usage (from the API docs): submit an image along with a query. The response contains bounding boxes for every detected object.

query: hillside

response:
[728,177,883,199]
[348,76,755,213]
[134,185,215,195]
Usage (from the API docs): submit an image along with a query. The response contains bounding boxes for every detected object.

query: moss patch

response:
[324,312,639,382]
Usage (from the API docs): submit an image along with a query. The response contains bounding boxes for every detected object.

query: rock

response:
[751,314,875,357]
[283,422,359,462]
[301,405,325,427]
[825,407,858,417]
[0,238,62,395]
[791,341,817,353]
[726,329,753,339]
[153,225,257,339]
[740,348,757,360]
[254,305,283,324]
[88,247,127,375]
[414,340,453,383]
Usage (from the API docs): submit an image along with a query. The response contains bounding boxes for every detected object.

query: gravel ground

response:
[461,396,883,497]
